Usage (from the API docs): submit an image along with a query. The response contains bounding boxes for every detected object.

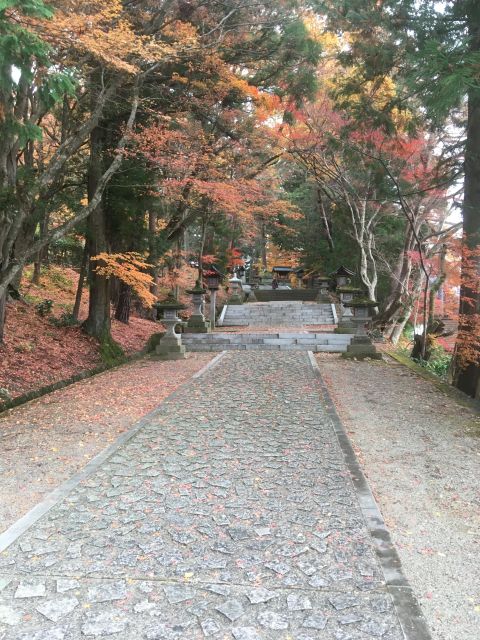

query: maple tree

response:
[319,0,480,393]
[280,85,454,346]
[0,0,160,340]
[91,252,155,307]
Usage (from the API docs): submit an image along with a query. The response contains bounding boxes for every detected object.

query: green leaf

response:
[0,0,53,18]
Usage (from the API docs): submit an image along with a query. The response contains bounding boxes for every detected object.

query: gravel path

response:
[0,351,414,639]
[0,354,213,531]
[318,354,480,640]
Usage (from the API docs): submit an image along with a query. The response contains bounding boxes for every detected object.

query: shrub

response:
[36,299,54,317]
[402,322,415,341]
[14,341,35,353]
[50,312,80,327]
[47,267,73,289]
[423,347,452,380]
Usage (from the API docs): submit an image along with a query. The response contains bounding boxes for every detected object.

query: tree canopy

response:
[2,0,480,397]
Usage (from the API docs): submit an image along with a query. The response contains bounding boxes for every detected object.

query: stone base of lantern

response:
[185,315,211,333]
[155,336,186,360]
[316,290,330,303]
[247,289,257,302]
[228,293,244,305]
[334,325,356,334]
[342,335,382,360]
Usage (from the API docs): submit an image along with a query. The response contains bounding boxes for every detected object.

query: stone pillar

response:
[209,287,218,330]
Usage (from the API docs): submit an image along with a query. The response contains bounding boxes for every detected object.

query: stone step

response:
[224,307,332,311]
[222,321,334,325]
[183,332,349,340]
[218,301,336,328]
[182,342,348,352]
[222,312,334,317]
[182,331,351,352]
[224,314,334,318]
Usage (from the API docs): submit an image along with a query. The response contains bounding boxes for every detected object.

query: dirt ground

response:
[0,353,213,531]
[318,353,480,640]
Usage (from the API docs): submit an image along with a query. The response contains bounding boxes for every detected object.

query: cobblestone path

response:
[0,352,409,639]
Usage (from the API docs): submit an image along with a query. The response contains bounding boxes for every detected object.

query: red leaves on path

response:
[0,353,213,531]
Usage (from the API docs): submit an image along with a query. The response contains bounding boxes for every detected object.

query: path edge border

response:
[0,351,227,554]
[307,351,432,640]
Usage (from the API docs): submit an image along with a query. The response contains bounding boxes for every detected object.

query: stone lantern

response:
[335,286,365,332]
[185,280,210,333]
[155,294,187,360]
[204,268,223,330]
[332,265,355,288]
[236,265,246,282]
[318,276,331,295]
[228,275,244,305]
[314,275,331,301]
[341,298,382,360]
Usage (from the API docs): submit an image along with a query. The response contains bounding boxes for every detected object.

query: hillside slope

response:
[0,266,159,400]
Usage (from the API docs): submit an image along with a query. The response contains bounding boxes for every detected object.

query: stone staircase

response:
[182,332,351,352]
[220,301,335,327]
[253,288,320,302]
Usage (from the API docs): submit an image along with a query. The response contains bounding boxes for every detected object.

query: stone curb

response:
[307,351,432,640]
[0,351,226,553]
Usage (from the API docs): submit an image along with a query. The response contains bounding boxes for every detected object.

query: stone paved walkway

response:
[0,352,412,639]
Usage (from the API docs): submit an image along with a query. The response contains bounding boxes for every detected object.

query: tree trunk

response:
[0,291,7,343]
[83,125,112,341]
[32,258,42,285]
[11,217,38,289]
[378,223,415,326]
[148,210,159,298]
[390,313,410,345]
[261,221,268,268]
[317,188,334,251]
[452,2,480,397]
[32,212,50,285]
[173,237,182,299]
[73,243,88,321]
[198,215,208,282]
[115,281,132,324]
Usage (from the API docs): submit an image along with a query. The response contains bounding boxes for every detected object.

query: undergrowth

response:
[397,341,452,381]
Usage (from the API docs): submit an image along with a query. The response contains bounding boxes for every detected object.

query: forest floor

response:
[0,352,213,531]
[318,353,480,640]
[0,265,161,399]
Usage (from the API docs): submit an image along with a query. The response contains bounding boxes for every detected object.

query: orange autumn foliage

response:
[33,0,177,73]
[92,253,155,307]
